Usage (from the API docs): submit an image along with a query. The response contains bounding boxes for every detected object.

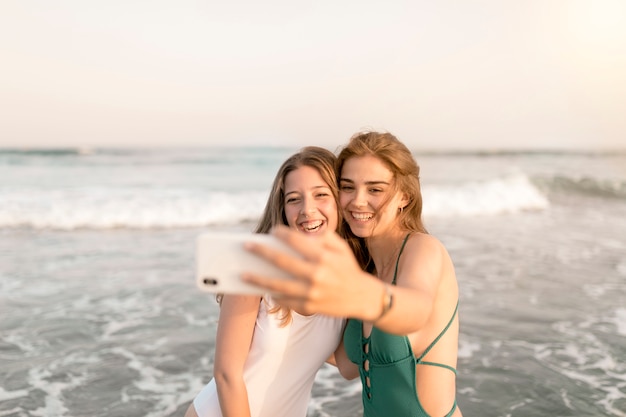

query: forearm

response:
[358,277,432,335]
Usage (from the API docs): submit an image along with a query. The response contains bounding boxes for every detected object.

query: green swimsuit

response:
[344,234,459,417]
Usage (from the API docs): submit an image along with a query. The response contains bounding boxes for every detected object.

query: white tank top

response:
[193,295,345,417]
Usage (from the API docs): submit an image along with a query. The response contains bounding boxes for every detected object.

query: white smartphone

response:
[196,232,300,295]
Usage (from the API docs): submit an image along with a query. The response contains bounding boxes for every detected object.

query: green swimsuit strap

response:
[391,233,460,374]
[391,233,412,285]
[416,301,460,373]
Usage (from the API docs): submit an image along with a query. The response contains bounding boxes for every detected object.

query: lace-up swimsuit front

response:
[344,234,459,417]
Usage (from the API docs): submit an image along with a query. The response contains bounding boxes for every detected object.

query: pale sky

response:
[1,0,625,150]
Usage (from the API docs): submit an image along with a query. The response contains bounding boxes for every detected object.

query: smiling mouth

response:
[299,219,324,232]
[351,212,374,221]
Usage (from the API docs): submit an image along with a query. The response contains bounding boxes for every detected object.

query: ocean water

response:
[1,147,625,417]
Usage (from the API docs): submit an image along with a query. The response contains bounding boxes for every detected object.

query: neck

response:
[366,229,407,280]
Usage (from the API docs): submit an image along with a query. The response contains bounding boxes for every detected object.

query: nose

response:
[353,188,367,208]
[300,197,316,215]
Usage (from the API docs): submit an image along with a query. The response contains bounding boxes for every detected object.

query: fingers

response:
[244,236,312,279]
[272,225,319,260]
[241,226,354,317]
[241,271,333,317]
[241,270,308,300]
[272,225,340,260]
[276,225,359,272]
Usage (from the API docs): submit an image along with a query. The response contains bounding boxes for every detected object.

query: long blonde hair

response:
[337,131,428,272]
[218,146,341,326]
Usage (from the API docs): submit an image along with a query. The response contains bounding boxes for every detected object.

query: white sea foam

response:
[0,387,29,401]
[612,308,626,336]
[0,174,549,230]
[27,357,90,417]
[423,174,549,218]
[539,314,626,415]
[457,339,481,359]
[110,347,206,417]
[309,364,361,417]
[0,188,268,230]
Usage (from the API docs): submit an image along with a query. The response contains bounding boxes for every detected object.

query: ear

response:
[398,192,410,210]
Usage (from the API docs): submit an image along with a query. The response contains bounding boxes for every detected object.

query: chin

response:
[347,225,371,238]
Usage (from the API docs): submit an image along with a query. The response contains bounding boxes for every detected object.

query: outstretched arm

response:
[242,226,443,335]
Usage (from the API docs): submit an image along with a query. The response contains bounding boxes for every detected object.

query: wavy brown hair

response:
[337,131,428,272]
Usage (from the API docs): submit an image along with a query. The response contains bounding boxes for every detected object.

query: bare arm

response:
[372,233,444,334]
[325,318,358,380]
[242,226,445,335]
[213,294,260,417]
[327,337,359,380]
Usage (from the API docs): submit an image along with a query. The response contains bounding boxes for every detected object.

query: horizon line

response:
[1,145,625,156]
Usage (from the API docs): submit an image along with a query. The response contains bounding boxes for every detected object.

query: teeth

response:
[352,213,373,220]
[302,220,323,231]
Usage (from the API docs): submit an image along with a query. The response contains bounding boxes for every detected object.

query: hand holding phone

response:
[196,232,300,295]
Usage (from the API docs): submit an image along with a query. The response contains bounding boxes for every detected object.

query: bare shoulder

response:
[395,233,449,288]
[405,232,448,260]
[408,233,458,287]
[220,294,263,313]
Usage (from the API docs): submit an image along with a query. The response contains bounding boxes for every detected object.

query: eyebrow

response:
[285,185,331,195]
[339,178,390,186]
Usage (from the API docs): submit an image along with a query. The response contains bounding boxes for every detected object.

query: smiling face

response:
[283,165,338,235]
[339,155,408,238]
